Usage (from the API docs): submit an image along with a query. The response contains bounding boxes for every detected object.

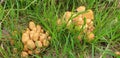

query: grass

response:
[0,0,120,58]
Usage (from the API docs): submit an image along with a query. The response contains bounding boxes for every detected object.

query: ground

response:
[0,0,120,58]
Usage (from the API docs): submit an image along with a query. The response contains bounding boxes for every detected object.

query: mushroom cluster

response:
[21,21,51,57]
[57,6,95,42]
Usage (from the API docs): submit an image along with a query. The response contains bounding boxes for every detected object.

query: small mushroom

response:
[26,40,35,50]
[34,48,40,54]
[28,50,33,55]
[33,32,39,41]
[41,29,44,33]
[13,48,18,54]
[48,36,51,40]
[87,32,94,41]
[45,31,49,36]
[30,31,35,39]
[21,51,28,58]
[22,33,29,44]
[35,41,42,48]
[39,36,45,42]
[63,11,72,22]
[21,21,51,56]
[57,19,62,25]
[86,19,91,24]
[40,34,47,40]
[76,6,86,12]
[25,28,30,34]
[29,21,36,30]
[43,40,49,47]
[23,44,28,51]
[36,25,41,33]
[82,10,94,20]
[115,51,120,55]
[33,27,37,32]
[78,35,82,41]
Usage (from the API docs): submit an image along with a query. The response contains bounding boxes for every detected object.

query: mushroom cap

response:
[21,51,28,58]
[63,11,72,22]
[34,48,40,54]
[35,41,42,48]
[36,25,41,33]
[115,51,120,55]
[43,40,49,47]
[23,44,28,51]
[22,33,30,44]
[32,32,39,41]
[82,10,94,20]
[39,34,47,41]
[30,31,35,39]
[57,19,62,25]
[28,50,33,55]
[26,40,35,50]
[87,32,94,41]
[76,6,86,12]
[29,21,36,30]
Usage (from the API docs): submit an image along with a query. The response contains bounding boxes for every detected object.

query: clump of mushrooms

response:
[21,21,51,57]
[57,6,95,42]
